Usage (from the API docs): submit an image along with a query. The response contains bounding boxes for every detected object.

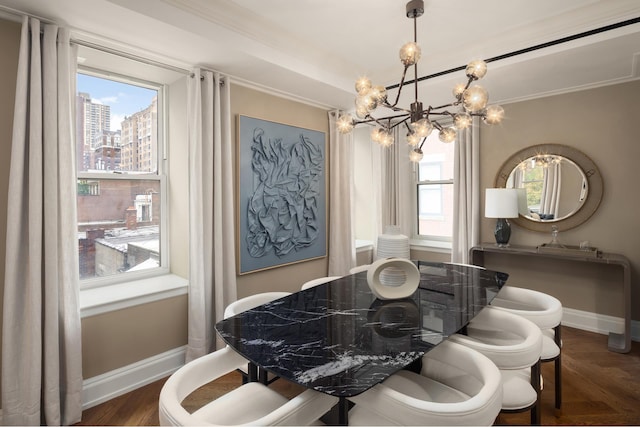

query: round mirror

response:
[495,144,603,232]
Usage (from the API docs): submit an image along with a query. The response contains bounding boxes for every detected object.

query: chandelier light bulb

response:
[356,93,377,111]
[439,127,457,143]
[452,83,466,98]
[371,127,384,143]
[399,42,421,66]
[355,104,369,119]
[483,105,505,125]
[380,132,394,147]
[411,118,433,138]
[465,60,488,80]
[409,148,424,163]
[463,85,489,113]
[371,85,388,103]
[355,76,372,95]
[337,114,354,134]
[453,112,472,129]
[407,133,421,147]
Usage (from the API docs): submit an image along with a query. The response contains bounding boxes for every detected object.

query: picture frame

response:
[237,115,327,274]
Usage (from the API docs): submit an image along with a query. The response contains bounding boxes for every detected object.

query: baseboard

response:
[78,310,638,411]
[82,345,186,410]
[562,307,640,342]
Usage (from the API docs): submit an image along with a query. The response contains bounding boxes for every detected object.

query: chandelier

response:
[336,0,504,162]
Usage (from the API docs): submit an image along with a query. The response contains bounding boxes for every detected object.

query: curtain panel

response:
[2,17,82,426]
[186,69,236,362]
[327,111,355,276]
[452,119,481,264]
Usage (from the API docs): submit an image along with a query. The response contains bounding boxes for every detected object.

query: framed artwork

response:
[237,115,327,274]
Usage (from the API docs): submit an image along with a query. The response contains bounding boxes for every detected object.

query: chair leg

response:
[555,353,562,409]
[554,325,562,410]
[530,359,541,425]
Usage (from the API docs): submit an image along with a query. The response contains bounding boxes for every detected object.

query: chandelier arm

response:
[389,116,412,131]
[387,65,411,108]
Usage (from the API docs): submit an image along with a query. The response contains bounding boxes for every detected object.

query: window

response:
[415,129,455,240]
[76,71,167,287]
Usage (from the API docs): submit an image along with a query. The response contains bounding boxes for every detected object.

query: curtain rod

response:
[386,16,640,90]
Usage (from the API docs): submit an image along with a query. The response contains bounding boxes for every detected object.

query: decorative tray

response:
[536,243,601,258]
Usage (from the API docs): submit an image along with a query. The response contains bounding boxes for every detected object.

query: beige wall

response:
[479,80,640,321]
[230,84,331,297]
[0,16,21,392]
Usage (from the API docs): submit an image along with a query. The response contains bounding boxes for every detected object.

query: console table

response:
[470,243,631,353]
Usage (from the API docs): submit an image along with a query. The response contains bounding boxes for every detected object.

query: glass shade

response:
[452,83,466,97]
[407,133,421,147]
[355,76,372,95]
[483,105,505,125]
[466,60,488,79]
[453,112,472,129]
[336,114,354,134]
[439,127,456,143]
[399,42,421,66]
[463,85,489,113]
[409,148,424,162]
[411,118,433,137]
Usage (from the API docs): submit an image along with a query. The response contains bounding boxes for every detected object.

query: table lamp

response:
[485,188,519,247]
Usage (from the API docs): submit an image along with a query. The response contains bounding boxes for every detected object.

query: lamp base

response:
[494,218,512,247]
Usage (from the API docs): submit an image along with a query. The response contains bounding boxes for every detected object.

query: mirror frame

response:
[495,143,603,232]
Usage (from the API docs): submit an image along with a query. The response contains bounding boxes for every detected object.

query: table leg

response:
[321,397,351,425]
[247,362,258,382]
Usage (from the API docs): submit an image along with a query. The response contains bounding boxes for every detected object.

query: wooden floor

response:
[76,326,640,426]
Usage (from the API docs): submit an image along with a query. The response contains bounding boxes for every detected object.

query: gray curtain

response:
[186,70,236,361]
[328,111,356,276]
[2,17,83,425]
[452,119,480,264]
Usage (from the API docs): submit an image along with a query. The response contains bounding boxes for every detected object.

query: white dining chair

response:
[347,340,503,426]
[223,292,292,384]
[300,276,342,290]
[159,346,338,426]
[448,306,543,424]
[489,285,563,409]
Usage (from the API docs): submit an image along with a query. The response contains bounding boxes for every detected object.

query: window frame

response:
[76,67,170,290]
[411,124,456,244]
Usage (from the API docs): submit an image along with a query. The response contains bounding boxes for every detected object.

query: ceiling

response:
[1,0,639,110]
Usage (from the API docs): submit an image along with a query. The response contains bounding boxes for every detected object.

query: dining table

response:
[215,260,508,425]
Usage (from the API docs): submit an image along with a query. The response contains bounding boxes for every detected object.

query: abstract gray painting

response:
[238,116,326,274]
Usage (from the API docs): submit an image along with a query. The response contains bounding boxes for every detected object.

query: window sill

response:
[410,239,452,254]
[356,239,374,252]
[80,274,188,318]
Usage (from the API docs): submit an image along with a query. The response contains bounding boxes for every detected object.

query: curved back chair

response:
[159,346,338,426]
[223,292,291,384]
[490,285,563,409]
[223,292,292,319]
[448,306,543,424]
[347,340,503,426]
[300,276,342,291]
[349,264,371,274]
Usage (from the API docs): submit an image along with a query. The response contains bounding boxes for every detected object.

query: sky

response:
[77,73,157,132]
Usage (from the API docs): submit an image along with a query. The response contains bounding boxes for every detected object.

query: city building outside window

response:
[415,129,455,241]
[76,71,167,287]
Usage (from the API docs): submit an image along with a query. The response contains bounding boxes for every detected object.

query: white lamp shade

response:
[485,188,518,218]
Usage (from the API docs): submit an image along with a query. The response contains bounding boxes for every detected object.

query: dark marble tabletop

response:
[216,261,508,397]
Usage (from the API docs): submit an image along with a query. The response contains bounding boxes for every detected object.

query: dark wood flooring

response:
[76,326,640,425]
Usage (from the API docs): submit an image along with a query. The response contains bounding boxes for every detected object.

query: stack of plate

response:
[375,226,410,286]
